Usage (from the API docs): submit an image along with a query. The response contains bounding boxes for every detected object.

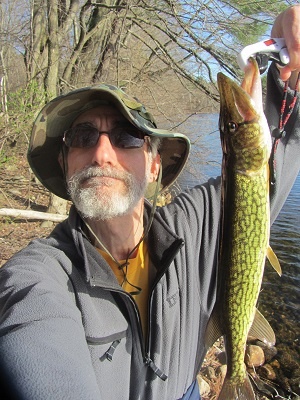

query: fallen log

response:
[0,208,67,222]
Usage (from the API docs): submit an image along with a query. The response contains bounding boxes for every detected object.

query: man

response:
[0,6,300,400]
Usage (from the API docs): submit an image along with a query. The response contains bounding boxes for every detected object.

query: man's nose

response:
[91,133,117,166]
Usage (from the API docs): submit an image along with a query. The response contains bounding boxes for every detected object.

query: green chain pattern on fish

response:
[224,170,269,385]
[213,58,276,399]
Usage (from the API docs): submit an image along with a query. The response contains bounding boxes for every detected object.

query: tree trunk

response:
[47,193,68,215]
[45,0,60,99]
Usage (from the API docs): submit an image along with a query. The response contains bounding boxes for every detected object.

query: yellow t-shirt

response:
[97,241,150,337]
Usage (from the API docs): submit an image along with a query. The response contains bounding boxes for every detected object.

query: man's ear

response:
[149,153,161,182]
[58,151,64,170]
[58,148,68,178]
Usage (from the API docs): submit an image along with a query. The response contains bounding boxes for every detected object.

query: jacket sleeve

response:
[0,244,102,400]
[265,63,300,223]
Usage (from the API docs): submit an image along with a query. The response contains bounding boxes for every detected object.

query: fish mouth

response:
[217,58,261,125]
[217,58,271,156]
[217,74,259,126]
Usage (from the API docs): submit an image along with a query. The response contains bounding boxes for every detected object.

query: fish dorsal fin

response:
[248,308,276,346]
[266,245,282,276]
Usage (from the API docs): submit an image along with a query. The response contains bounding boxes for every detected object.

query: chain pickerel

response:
[205,59,282,399]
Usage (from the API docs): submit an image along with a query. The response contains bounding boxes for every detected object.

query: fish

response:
[205,58,282,400]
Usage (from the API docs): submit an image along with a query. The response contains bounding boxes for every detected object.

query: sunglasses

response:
[63,122,147,149]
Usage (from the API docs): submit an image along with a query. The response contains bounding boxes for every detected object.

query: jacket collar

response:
[67,203,184,287]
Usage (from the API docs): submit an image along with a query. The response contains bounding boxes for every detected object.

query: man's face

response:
[64,105,160,220]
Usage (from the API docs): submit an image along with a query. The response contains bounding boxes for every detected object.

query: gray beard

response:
[67,165,149,220]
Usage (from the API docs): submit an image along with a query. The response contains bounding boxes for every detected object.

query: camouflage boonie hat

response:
[28,84,190,200]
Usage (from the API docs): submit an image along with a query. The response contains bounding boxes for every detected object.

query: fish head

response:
[218,59,271,174]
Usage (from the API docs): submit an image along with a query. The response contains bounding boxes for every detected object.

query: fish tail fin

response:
[218,374,255,400]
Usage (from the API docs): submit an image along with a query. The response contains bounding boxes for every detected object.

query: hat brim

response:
[28,85,190,200]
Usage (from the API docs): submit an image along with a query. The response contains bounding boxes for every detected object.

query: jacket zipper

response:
[89,236,184,380]
[144,238,185,380]
[107,287,168,380]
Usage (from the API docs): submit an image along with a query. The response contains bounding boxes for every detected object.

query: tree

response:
[0,0,290,213]
[23,0,288,95]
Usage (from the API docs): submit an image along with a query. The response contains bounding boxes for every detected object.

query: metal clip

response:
[237,38,290,74]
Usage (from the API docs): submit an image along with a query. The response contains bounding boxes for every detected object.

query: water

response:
[176,113,300,365]
[175,113,222,188]
[260,172,300,369]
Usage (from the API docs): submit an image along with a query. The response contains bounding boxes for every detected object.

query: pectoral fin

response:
[248,308,276,346]
[266,246,282,276]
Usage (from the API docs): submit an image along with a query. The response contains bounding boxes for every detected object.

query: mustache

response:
[67,165,131,188]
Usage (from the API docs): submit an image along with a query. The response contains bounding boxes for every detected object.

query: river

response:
[175,113,300,387]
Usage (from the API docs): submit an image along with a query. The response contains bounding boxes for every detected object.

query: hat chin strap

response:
[84,159,162,252]
[144,159,162,237]
[83,161,163,295]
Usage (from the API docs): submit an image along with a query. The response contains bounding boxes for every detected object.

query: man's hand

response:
[271,5,300,86]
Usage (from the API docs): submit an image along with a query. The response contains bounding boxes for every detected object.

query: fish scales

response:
[205,59,279,400]
[222,166,269,386]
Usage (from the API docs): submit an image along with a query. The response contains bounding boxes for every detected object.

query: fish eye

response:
[228,121,238,133]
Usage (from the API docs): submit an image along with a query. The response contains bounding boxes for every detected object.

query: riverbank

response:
[198,337,300,399]
[1,156,299,399]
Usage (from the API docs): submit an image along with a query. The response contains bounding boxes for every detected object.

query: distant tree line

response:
[0,0,288,211]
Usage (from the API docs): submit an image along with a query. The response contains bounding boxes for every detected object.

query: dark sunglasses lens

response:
[64,126,99,148]
[64,124,145,149]
[110,126,145,149]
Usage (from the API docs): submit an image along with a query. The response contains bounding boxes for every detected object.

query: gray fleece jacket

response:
[0,65,299,400]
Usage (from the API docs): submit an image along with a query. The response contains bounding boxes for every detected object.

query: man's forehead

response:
[72,104,126,125]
